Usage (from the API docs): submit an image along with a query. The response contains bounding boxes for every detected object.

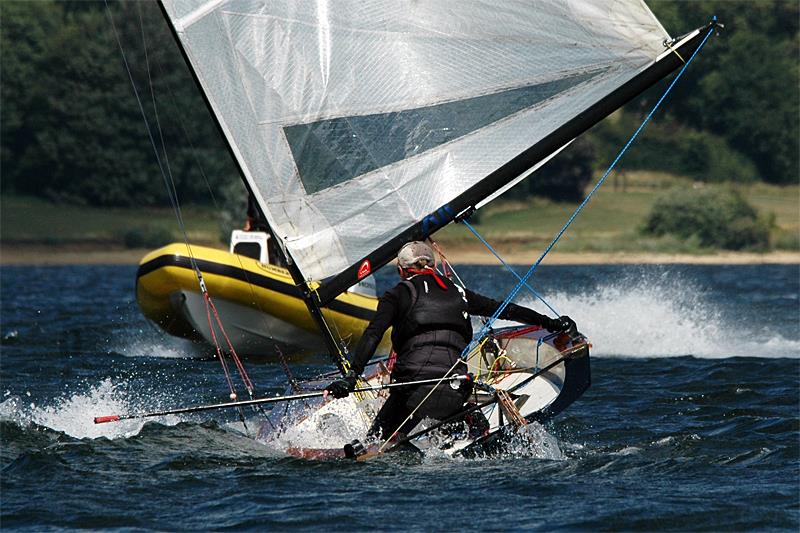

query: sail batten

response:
[159,0,681,294]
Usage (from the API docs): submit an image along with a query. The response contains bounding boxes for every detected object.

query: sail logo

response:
[422,204,455,237]
[357,259,371,280]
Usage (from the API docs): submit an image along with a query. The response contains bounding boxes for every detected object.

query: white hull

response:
[260,326,591,458]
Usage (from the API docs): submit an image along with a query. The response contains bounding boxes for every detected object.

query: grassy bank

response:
[2,174,798,258]
[0,195,221,246]
[437,174,799,255]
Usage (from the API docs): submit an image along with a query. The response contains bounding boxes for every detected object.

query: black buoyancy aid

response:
[391,273,472,356]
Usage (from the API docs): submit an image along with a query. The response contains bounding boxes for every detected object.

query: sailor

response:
[325,241,577,441]
[244,193,268,232]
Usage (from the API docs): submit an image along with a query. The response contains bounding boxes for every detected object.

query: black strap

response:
[400,279,418,309]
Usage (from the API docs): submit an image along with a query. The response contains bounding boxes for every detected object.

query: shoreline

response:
[2,243,799,266]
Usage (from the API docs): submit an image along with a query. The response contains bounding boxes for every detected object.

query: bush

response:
[643,187,772,251]
[122,225,176,249]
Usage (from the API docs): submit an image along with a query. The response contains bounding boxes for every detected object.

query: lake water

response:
[1,263,798,531]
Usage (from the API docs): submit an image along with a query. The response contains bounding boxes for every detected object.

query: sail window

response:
[284,71,600,194]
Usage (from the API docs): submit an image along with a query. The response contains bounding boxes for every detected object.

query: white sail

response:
[160,0,670,283]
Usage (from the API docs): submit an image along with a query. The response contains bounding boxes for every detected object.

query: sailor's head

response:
[397,241,435,277]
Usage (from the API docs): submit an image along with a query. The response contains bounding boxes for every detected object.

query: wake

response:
[515,271,799,359]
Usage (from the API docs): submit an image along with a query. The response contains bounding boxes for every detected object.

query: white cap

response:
[397,241,435,269]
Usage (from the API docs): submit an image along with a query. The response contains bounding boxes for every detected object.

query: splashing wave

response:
[0,379,182,440]
[519,271,799,359]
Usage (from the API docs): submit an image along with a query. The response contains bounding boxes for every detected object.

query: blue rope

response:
[461,22,716,358]
[462,220,560,316]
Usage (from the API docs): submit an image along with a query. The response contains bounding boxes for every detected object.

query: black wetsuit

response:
[348,271,556,438]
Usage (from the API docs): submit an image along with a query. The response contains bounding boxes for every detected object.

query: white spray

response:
[514,270,800,359]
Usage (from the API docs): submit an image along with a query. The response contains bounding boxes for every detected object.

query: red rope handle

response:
[203,292,238,398]
[429,240,450,279]
[205,294,255,394]
[500,325,543,340]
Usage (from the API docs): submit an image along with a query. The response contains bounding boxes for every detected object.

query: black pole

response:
[94,375,471,424]
[283,261,352,376]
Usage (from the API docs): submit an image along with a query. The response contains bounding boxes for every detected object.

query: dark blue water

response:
[1,264,798,531]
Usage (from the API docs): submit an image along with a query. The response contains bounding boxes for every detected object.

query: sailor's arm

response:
[348,292,397,377]
[324,290,398,398]
[464,288,575,333]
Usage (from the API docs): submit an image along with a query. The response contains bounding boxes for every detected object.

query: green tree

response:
[648,0,799,184]
[26,5,163,204]
[0,1,64,193]
[590,114,757,183]
[1,0,237,206]
[2,0,797,209]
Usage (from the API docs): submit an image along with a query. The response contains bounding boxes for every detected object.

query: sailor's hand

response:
[547,315,577,335]
[324,375,357,399]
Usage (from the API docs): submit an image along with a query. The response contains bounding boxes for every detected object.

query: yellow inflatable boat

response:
[136,232,389,357]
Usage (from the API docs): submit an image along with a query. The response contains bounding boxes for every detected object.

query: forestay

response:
[159,0,670,290]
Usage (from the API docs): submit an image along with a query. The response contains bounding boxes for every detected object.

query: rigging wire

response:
[460,220,559,317]
[460,23,718,359]
[158,56,280,410]
[429,239,467,289]
[152,58,220,209]
[202,288,274,427]
[151,44,287,371]
[106,1,270,427]
[140,10,268,421]
[110,0,229,394]
[152,42,318,420]
[203,291,248,428]
[108,0,204,292]
[106,0,197,273]
[103,1,187,246]
[137,2,182,237]
[275,345,301,394]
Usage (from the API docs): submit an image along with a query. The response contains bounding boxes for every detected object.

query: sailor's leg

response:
[369,388,420,440]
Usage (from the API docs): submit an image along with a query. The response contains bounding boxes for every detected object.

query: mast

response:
[313,22,717,305]
[155,0,351,375]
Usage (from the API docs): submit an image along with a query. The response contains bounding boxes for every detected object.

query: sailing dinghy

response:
[264,324,591,459]
[99,1,717,458]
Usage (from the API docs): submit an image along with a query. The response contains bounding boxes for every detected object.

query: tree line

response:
[1,0,238,207]
[1,1,797,209]
[529,0,799,201]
